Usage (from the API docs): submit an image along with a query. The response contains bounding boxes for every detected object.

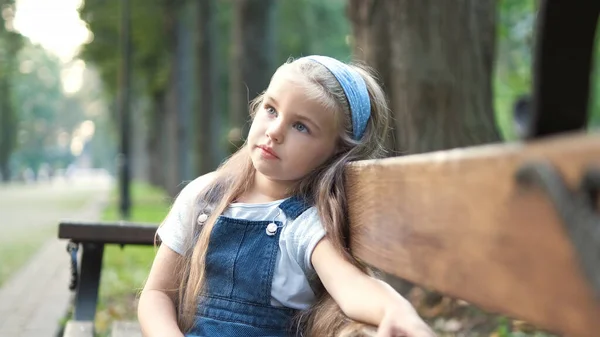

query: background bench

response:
[59,222,155,337]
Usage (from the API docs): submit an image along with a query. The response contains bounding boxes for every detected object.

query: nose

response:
[266,119,284,143]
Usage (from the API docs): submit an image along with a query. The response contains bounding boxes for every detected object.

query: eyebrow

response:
[264,95,279,107]
[264,95,322,133]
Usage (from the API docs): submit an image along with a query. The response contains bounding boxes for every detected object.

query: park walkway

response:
[0,176,111,337]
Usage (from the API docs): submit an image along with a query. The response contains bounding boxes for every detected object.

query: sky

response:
[13,0,91,94]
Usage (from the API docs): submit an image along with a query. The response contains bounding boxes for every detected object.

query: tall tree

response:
[229,0,276,147]
[163,0,183,196]
[196,0,223,174]
[348,0,501,156]
[12,43,75,175]
[0,1,23,181]
[79,0,172,188]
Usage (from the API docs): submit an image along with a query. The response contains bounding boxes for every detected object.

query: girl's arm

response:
[138,245,185,337]
[312,238,434,336]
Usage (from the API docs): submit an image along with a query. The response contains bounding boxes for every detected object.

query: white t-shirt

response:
[156,174,326,310]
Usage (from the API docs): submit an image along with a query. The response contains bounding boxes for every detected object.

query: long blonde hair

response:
[172,57,391,336]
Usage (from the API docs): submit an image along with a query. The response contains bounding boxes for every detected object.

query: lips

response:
[257,145,279,159]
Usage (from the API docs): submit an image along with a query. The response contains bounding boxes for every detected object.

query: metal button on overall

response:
[266,222,278,236]
[197,213,208,224]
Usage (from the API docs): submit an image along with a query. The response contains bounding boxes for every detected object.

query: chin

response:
[251,156,278,175]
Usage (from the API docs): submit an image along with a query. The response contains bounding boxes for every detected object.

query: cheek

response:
[294,139,336,168]
[248,117,266,138]
[316,138,339,164]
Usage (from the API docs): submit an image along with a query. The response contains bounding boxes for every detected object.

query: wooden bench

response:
[58,1,600,336]
[59,221,156,337]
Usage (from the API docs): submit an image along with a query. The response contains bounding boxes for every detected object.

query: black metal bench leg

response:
[73,242,105,321]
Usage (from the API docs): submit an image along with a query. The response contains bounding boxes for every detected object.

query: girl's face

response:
[247,68,340,184]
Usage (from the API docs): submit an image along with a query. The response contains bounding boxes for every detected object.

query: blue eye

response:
[294,123,309,133]
[265,106,277,116]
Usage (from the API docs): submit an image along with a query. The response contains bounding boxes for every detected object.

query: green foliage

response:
[77,0,600,148]
[588,24,600,128]
[494,0,538,141]
[79,0,171,99]
[276,0,351,63]
[10,42,78,173]
[78,0,352,123]
[494,316,556,337]
[0,0,24,178]
[0,1,107,178]
[494,0,600,136]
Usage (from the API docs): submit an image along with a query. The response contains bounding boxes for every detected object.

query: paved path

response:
[0,175,112,337]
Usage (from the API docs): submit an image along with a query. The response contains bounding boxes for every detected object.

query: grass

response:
[0,188,99,286]
[92,182,172,336]
[100,183,173,222]
[0,226,55,285]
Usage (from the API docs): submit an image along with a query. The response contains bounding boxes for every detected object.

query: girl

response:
[138,55,435,337]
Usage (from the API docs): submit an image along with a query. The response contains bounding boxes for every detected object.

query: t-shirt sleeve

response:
[287,206,326,274]
[156,173,215,255]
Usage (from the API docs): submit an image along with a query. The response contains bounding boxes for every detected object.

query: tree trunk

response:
[347,0,397,154]
[347,0,501,297]
[0,3,19,183]
[131,96,150,183]
[148,91,166,187]
[196,0,222,175]
[348,0,501,155]
[176,1,196,183]
[0,76,14,182]
[229,0,276,146]
[163,1,184,196]
[165,69,179,196]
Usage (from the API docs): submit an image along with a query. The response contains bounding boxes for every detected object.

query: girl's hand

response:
[376,305,437,337]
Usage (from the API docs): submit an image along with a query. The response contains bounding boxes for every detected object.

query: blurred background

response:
[0,0,598,336]
[1,0,598,193]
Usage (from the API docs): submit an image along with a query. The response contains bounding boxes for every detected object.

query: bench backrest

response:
[346,1,600,336]
[346,132,600,337]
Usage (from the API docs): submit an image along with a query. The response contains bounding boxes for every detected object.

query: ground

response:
[0,173,111,336]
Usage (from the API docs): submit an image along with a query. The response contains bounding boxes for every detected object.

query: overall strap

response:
[278,196,312,220]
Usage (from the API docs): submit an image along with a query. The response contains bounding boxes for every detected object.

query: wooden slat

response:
[63,320,94,337]
[346,131,600,337]
[58,221,158,245]
[111,320,142,337]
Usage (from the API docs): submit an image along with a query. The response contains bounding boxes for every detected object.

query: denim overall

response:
[186,196,312,337]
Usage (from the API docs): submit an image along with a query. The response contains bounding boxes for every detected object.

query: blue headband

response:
[302,55,371,140]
